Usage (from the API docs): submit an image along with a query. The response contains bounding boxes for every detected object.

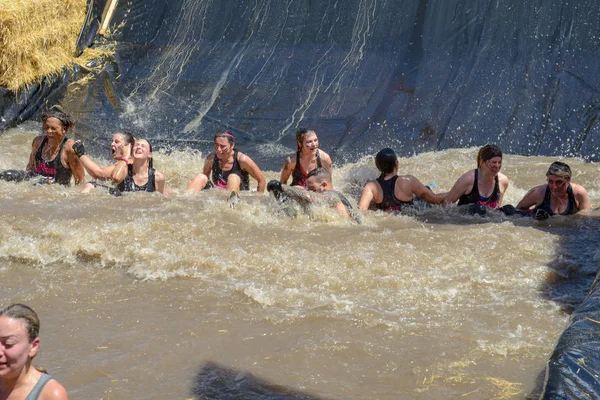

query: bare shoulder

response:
[364,179,380,190]
[237,151,257,166]
[461,169,476,180]
[155,170,165,181]
[401,174,418,182]
[498,172,509,187]
[528,184,546,196]
[318,150,332,163]
[40,379,68,400]
[571,183,588,195]
[204,152,216,165]
[31,135,45,147]
[452,169,475,188]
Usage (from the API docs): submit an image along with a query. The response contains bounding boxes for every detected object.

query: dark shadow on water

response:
[191,361,327,400]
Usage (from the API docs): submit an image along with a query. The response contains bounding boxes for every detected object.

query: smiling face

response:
[42,117,66,142]
[111,133,132,160]
[0,316,38,381]
[299,132,319,154]
[483,156,502,175]
[132,139,152,160]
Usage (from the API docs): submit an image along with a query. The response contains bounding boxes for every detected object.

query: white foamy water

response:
[1,124,599,399]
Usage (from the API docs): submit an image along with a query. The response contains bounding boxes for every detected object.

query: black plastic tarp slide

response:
[540,276,600,399]
[7,0,597,166]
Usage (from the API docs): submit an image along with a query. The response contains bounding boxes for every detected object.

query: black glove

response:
[72,141,85,157]
[534,208,550,221]
[267,180,283,193]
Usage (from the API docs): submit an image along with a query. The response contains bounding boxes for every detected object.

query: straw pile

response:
[0,0,88,91]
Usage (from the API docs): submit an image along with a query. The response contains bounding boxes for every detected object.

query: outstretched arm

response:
[72,141,117,180]
[410,176,446,205]
[516,185,544,210]
[443,172,473,206]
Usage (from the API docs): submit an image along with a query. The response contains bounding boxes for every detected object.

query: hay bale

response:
[0,0,88,91]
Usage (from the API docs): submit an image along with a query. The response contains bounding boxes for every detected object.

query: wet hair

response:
[148,140,154,169]
[0,304,40,343]
[136,139,154,169]
[546,161,571,179]
[0,304,48,372]
[375,148,398,174]
[214,131,235,145]
[116,131,135,157]
[295,128,316,151]
[118,131,135,146]
[41,110,74,132]
[307,167,331,184]
[477,144,502,167]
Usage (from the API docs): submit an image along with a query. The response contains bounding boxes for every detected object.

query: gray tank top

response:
[25,373,52,400]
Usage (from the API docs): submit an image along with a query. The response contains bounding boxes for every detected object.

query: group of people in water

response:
[0,110,595,400]
[0,109,593,221]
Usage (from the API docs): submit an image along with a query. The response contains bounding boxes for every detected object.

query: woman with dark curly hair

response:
[0,110,83,185]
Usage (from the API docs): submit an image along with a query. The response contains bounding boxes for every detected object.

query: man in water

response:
[267,168,358,221]
[516,161,591,220]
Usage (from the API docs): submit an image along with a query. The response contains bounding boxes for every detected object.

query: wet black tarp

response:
[1,0,600,396]
[540,272,600,399]
[3,0,599,165]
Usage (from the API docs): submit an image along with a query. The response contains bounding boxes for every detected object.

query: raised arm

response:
[72,141,116,179]
[239,153,266,192]
[110,159,129,185]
